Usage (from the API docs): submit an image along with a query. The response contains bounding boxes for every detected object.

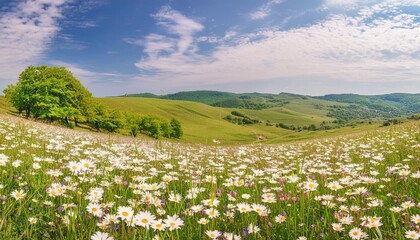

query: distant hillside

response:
[162,90,237,104]
[99,97,345,143]
[316,93,420,121]
[123,93,159,98]
[118,91,420,125]
[123,91,311,109]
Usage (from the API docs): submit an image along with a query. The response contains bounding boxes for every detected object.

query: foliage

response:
[318,93,420,122]
[224,111,260,125]
[3,65,94,124]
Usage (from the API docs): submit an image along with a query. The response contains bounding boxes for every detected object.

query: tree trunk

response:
[65,116,69,126]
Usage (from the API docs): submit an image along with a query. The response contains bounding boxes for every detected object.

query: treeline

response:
[274,121,336,131]
[223,111,260,125]
[326,105,399,122]
[382,114,420,127]
[126,114,182,139]
[3,65,182,139]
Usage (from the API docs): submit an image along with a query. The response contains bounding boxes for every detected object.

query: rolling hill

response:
[99,96,379,144]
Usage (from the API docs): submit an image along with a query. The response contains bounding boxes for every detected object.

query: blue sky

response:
[0,0,419,96]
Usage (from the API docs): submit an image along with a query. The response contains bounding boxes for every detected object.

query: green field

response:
[99,97,378,144]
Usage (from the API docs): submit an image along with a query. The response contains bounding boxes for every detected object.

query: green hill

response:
[98,97,377,144]
[316,93,420,121]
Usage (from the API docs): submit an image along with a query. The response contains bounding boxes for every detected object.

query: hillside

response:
[124,91,420,119]
[316,93,420,121]
[99,97,379,144]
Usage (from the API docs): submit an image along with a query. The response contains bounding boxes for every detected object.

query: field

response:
[99,97,376,144]
[0,115,419,239]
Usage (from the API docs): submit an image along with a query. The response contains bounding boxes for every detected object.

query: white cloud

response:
[323,0,369,8]
[131,1,420,94]
[49,60,130,96]
[0,0,70,87]
[132,6,207,73]
[250,0,284,20]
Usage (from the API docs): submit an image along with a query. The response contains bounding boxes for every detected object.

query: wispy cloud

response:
[49,60,131,96]
[250,0,284,20]
[0,0,71,86]
[130,6,208,74]
[131,1,420,94]
[323,0,371,9]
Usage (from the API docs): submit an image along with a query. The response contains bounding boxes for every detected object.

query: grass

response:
[99,97,376,144]
[0,115,419,239]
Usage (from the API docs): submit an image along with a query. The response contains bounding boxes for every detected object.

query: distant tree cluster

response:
[223,111,260,125]
[3,65,183,139]
[275,121,336,132]
[126,114,183,139]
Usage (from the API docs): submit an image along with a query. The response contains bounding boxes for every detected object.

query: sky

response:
[0,0,420,96]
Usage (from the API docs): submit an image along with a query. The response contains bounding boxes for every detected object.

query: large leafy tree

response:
[3,65,94,125]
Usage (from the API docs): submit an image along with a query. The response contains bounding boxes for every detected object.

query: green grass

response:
[99,97,377,144]
[0,96,13,114]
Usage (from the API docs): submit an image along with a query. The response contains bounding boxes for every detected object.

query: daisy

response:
[331,223,344,232]
[340,216,354,225]
[251,203,267,216]
[247,223,260,234]
[80,159,95,171]
[206,230,222,239]
[134,210,155,228]
[117,206,134,221]
[198,218,209,225]
[275,214,287,224]
[401,201,415,209]
[411,214,420,224]
[327,181,343,191]
[205,208,220,218]
[151,219,166,231]
[91,231,114,240]
[87,202,103,217]
[10,189,26,200]
[202,198,220,207]
[349,227,368,240]
[405,230,420,240]
[223,232,241,240]
[164,214,184,231]
[241,194,251,199]
[236,203,251,213]
[28,217,38,224]
[68,161,80,173]
[103,214,120,224]
[190,204,203,213]
[303,179,318,191]
[168,192,182,203]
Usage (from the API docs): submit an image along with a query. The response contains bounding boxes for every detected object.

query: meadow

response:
[99,97,376,144]
[0,115,419,239]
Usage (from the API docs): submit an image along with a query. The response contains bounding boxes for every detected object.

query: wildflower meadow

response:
[0,117,419,239]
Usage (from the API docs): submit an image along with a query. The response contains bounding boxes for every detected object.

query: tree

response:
[170,118,183,138]
[3,65,94,125]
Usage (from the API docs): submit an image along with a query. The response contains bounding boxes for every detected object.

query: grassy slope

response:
[99,97,377,144]
[0,96,13,114]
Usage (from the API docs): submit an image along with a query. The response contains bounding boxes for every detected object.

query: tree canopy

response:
[3,65,94,123]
